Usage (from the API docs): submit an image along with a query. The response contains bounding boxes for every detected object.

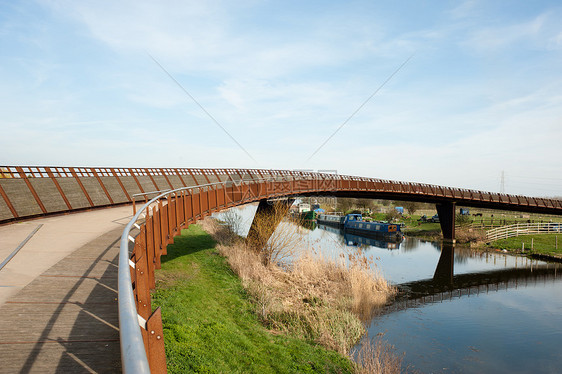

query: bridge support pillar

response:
[247,198,295,253]
[436,202,456,243]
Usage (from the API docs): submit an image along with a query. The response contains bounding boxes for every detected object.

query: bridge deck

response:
[0,209,131,373]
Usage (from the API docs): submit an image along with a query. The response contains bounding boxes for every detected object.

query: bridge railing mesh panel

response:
[1,165,562,223]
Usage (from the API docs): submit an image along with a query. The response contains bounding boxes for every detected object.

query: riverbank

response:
[404,223,487,245]
[482,233,562,262]
[404,225,562,263]
[152,221,402,373]
[402,222,441,241]
[152,224,355,373]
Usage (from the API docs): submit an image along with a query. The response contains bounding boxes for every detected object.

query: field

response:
[487,234,562,258]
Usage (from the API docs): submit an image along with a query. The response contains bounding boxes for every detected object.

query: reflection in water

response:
[433,243,454,284]
[316,224,401,250]
[362,240,562,374]
[387,246,562,316]
[343,232,400,250]
[317,223,341,235]
[309,225,562,373]
[299,220,317,231]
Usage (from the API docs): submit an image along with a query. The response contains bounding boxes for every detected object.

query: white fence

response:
[486,222,562,242]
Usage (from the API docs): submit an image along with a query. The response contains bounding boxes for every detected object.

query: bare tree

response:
[247,202,306,266]
[356,198,374,211]
[221,208,243,236]
[402,201,420,215]
[336,198,356,213]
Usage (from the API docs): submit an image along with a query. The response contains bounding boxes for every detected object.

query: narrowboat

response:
[316,213,345,227]
[316,223,342,235]
[317,213,403,241]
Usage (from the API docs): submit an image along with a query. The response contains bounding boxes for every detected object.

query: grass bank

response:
[402,222,441,238]
[152,224,356,373]
[401,218,487,245]
[486,234,562,260]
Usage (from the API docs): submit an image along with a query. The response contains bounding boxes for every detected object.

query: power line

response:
[306,54,414,162]
[148,53,257,164]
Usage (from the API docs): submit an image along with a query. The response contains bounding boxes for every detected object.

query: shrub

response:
[456,213,471,226]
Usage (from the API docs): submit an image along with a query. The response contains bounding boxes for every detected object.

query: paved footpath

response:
[0,206,133,373]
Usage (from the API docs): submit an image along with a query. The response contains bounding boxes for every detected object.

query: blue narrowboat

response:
[317,213,403,241]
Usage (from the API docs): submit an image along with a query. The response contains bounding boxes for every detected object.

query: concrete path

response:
[0,206,132,306]
[0,206,134,373]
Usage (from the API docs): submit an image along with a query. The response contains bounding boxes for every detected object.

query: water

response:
[214,206,562,373]
[362,239,562,374]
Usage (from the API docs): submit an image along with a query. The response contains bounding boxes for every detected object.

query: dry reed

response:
[200,214,401,371]
[354,334,404,374]
[455,227,487,244]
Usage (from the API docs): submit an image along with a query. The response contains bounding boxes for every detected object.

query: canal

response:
[216,205,562,373]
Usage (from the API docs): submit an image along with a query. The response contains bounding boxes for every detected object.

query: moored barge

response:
[317,213,403,241]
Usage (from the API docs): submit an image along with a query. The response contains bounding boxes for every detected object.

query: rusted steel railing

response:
[132,190,171,215]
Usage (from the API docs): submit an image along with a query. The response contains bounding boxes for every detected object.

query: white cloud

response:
[448,0,479,20]
[463,12,558,52]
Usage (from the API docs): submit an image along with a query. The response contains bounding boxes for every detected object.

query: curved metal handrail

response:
[119,181,230,372]
[119,176,300,372]
[131,190,172,214]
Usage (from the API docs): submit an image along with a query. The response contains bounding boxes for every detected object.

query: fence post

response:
[146,307,167,373]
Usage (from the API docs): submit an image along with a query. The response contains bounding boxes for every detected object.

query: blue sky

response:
[1,0,561,197]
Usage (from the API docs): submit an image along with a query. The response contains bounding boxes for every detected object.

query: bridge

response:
[1,165,562,373]
[2,166,562,242]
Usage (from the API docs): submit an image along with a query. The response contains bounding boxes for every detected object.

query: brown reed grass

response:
[355,334,404,374]
[202,216,396,353]
[200,213,402,371]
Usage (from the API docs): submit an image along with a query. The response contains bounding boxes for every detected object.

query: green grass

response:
[400,215,441,236]
[151,224,355,374]
[403,222,441,234]
[368,213,388,222]
[488,234,562,257]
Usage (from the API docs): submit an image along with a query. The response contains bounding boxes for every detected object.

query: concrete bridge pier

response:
[436,202,456,243]
[246,198,295,250]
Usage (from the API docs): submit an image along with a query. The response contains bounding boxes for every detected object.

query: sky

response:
[1,0,561,197]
